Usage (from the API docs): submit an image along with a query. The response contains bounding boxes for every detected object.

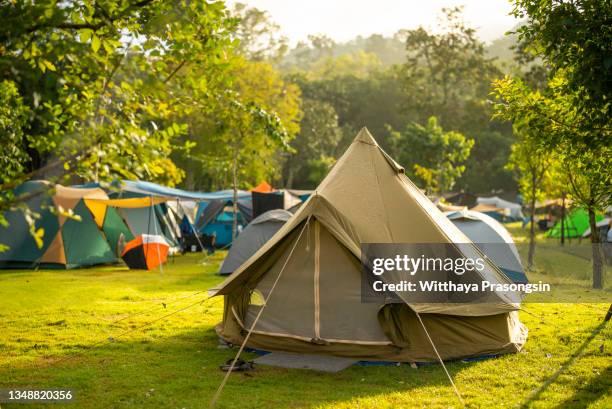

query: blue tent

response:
[195,198,253,248]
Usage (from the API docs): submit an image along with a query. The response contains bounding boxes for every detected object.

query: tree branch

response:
[26,0,156,34]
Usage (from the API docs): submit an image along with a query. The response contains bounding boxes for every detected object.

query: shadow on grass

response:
[1,325,465,409]
[519,317,610,408]
[551,364,612,409]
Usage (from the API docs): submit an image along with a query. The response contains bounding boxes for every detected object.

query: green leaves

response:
[1,0,240,191]
[391,116,474,194]
[91,34,101,52]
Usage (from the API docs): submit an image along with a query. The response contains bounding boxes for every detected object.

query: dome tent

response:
[218,209,292,276]
[446,209,527,284]
[212,128,527,362]
[195,197,253,248]
[0,181,131,269]
[546,207,604,238]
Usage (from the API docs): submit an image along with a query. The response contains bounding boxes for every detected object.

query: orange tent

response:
[250,182,274,193]
[121,234,169,270]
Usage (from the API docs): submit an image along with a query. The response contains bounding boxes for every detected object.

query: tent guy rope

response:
[210,217,312,407]
[415,311,465,406]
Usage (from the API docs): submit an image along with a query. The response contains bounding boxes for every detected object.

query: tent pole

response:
[415,311,465,406]
[211,217,311,407]
[181,198,205,253]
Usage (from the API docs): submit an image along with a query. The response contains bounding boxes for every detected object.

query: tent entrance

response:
[242,218,391,345]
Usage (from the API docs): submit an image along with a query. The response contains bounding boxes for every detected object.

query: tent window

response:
[249,290,265,306]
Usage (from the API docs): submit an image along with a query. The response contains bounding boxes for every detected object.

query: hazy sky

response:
[230,0,519,45]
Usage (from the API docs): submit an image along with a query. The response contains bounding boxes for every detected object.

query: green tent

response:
[0,181,131,269]
[546,208,604,238]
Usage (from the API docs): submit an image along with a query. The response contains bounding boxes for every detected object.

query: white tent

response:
[582,217,611,239]
[476,196,524,220]
[446,209,527,283]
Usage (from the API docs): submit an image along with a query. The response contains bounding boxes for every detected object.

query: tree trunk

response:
[527,183,537,270]
[232,148,238,242]
[283,154,295,188]
[560,193,566,246]
[588,207,604,289]
[286,166,294,189]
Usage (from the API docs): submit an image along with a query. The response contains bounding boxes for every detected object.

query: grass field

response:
[0,224,611,408]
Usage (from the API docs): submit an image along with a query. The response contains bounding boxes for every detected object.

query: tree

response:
[511,0,611,139]
[174,58,301,239]
[282,99,343,188]
[231,2,288,61]
[401,7,501,130]
[0,0,237,250]
[0,1,237,187]
[390,116,474,195]
[0,80,30,186]
[399,7,516,194]
[498,2,611,287]
[505,125,557,269]
[493,75,611,288]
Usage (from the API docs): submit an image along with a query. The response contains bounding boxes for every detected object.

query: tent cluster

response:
[0,181,167,269]
[2,128,536,362]
[212,129,528,362]
[0,178,310,269]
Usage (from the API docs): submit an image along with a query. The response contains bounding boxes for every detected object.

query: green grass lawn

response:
[0,226,611,408]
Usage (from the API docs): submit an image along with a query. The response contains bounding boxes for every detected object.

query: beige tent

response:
[212,129,527,362]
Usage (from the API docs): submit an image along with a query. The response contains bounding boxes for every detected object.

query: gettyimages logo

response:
[360,243,558,304]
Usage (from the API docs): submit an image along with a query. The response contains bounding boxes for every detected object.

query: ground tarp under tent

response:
[546,208,604,238]
[446,209,527,284]
[212,128,527,362]
[476,196,524,221]
[0,181,132,269]
[218,209,292,276]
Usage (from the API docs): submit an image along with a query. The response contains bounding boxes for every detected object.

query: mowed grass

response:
[0,226,611,409]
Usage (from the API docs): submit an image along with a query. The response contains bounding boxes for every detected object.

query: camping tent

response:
[446,210,527,284]
[74,180,185,250]
[212,128,527,362]
[476,196,524,221]
[582,218,611,239]
[251,190,303,219]
[251,181,274,193]
[121,234,169,270]
[0,181,133,269]
[195,198,253,247]
[470,203,508,222]
[547,208,604,238]
[218,209,292,276]
[443,192,477,208]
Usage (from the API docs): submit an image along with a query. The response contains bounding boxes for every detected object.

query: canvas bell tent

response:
[212,129,527,362]
[546,207,604,238]
[218,209,292,276]
[0,181,132,269]
[446,210,527,284]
